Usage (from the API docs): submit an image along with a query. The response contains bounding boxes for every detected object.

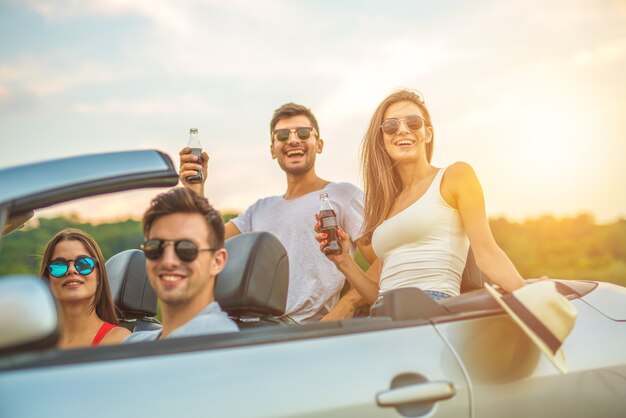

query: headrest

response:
[460,247,491,293]
[106,249,158,318]
[216,232,289,317]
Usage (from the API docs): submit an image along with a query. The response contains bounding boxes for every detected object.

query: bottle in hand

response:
[319,193,342,255]
[186,128,203,184]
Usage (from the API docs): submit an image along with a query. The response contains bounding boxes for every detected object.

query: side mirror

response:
[0,276,59,356]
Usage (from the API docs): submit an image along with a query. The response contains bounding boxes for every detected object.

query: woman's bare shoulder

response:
[100,325,131,345]
[445,161,476,179]
[443,162,478,186]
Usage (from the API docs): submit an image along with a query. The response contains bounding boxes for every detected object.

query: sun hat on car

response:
[484,281,577,374]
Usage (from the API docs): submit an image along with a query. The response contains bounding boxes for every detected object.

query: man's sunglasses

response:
[141,239,218,262]
[380,114,427,136]
[273,127,317,142]
[48,256,97,278]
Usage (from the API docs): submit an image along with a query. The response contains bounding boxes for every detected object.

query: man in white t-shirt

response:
[179,103,375,322]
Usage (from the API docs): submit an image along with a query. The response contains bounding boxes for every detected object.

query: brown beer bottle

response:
[319,193,342,255]
[186,128,203,184]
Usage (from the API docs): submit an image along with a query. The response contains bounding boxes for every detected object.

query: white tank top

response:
[371,166,470,296]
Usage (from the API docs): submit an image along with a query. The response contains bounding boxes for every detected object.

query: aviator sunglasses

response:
[380,114,427,136]
[48,256,97,278]
[273,127,318,142]
[141,239,218,262]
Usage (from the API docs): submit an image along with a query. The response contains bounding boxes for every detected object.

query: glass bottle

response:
[186,128,203,184]
[319,193,342,255]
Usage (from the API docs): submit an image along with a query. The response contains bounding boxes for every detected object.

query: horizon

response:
[28,192,626,227]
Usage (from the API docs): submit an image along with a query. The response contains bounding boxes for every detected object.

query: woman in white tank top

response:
[315,89,525,303]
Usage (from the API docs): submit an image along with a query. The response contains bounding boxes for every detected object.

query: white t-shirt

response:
[232,182,364,322]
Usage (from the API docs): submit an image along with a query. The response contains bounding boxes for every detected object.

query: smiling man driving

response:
[124,188,238,342]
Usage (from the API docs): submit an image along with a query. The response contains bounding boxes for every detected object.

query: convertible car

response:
[1,150,625,418]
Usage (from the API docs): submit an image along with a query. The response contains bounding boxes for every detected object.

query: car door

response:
[438,298,626,418]
[0,320,470,418]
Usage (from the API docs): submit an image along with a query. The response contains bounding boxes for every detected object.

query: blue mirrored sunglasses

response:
[48,256,96,278]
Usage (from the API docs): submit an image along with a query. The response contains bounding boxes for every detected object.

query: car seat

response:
[216,231,289,327]
[369,287,448,321]
[460,247,491,293]
[106,249,162,332]
[106,231,290,331]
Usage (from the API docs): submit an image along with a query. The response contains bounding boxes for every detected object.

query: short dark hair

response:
[269,102,320,141]
[143,188,225,248]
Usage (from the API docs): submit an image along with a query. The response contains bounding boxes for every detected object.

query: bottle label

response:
[321,217,338,229]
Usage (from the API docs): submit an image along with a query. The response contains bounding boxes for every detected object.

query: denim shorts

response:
[424,290,453,301]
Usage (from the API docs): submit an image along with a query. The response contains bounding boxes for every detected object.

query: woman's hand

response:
[314,215,382,305]
[179,147,208,197]
[314,215,352,268]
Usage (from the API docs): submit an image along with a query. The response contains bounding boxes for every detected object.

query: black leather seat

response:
[460,247,491,292]
[106,249,161,332]
[106,231,290,330]
[441,248,499,314]
[370,287,447,321]
[217,231,289,327]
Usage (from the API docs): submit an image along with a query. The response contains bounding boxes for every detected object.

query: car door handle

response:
[376,381,456,406]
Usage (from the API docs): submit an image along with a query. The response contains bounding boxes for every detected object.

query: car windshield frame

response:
[0,150,178,218]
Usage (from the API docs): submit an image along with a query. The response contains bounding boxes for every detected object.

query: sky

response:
[1,0,625,223]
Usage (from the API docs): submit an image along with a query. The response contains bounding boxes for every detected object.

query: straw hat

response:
[484,281,577,374]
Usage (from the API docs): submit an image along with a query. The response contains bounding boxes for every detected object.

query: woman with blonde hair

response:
[40,228,130,348]
[316,89,525,303]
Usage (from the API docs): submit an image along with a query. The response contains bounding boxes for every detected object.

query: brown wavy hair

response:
[143,187,225,249]
[39,228,119,325]
[269,102,320,142]
[359,89,435,243]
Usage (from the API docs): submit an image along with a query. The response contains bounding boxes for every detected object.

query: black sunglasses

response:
[273,127,317,142]
[380,114,427,136]
[48,256,97,278]
[141,239,219,262]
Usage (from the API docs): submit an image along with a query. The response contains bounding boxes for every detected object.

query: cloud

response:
[0,57,134,97]
[4,0,626,222]
[0,87,39,117]
[570,37,626,69]
[18,0,287,39]
[0,65,20,81]
[73,92,217,115]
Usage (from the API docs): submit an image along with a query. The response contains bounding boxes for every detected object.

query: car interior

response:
[0,231,599,372]
[107,231,291,332]
[107,231,591,333]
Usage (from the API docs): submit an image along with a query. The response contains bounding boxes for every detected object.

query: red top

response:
[91,322,118,346]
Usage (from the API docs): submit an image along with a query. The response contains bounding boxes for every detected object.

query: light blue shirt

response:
[123,301,238,343]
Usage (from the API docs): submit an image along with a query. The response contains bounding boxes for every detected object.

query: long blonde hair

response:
[359,89,435,242]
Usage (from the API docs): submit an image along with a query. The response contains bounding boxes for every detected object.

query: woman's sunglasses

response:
[380,114,427,136]
[48,256,97,278]
[273,127,317,142]
[141,239,218,262]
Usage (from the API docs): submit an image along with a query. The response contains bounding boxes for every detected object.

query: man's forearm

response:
[338,288,368,309]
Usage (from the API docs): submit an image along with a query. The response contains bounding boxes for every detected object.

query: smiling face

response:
[270,115,323,175]
[382,100,433,164]
[145,212,226,310]
[48,239,99,306]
